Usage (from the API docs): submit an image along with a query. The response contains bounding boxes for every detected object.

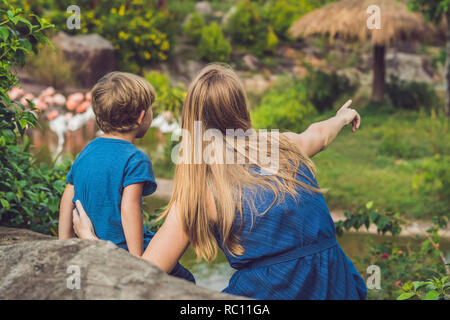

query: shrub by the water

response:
[198,22,231,62]
[0,2,68,235]
[336,202,448,300]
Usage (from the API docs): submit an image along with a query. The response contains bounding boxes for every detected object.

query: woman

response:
[73,64,366,299]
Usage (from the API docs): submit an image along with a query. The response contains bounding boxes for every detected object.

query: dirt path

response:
[154,178,450,239]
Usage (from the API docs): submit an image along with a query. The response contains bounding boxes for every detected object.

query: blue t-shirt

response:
[66,137,157,250]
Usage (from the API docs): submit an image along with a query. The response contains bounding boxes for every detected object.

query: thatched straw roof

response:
[289,0,445,46]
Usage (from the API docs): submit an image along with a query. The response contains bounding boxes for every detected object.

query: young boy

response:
[58,72,194,282]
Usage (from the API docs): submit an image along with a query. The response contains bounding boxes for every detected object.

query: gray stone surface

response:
[195,1,212,15]
[52,32,117,88]
[0,227,241,300]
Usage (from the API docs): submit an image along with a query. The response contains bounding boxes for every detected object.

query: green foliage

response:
[225,0,262,45]
[386,75,440,111]
[334,201,404,237]
[337,201,448,300]
[252,25,279,56]
[408,0,449,23]
[21,0,175,73]
[262,0,334,39]
[398,277,449,300]
[183,12,205,44]
[144,70,186,117]
[251,76,317,132]
[198,22,231,62]
[224,0,276,56]
[304,69,358,112]
[0,1,68,235]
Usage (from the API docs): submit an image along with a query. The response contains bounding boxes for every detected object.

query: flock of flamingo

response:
[7,86,180,161]
[8,86,96,158]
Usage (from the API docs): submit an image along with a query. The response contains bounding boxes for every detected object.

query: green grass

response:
[312,106,449,219]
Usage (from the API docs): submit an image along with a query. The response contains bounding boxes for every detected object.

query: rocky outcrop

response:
[52,32,116,88]
[386,50,438,83]
[195,2,212,16]
[0,227,240,300]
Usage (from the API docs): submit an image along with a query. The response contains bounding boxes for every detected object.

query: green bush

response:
[183,12,205,44]
[0,1,68,235]
[386,75,440,111]
[198,22,231,62]
[262,0,331,39]
[144,70,186,117]
[398,277,449,300]
[225,0,262,45]
[251,76,317,132]
[18,0,175,73]
[304,69,358,112]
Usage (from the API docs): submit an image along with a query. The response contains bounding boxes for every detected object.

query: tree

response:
[409,0,450,116]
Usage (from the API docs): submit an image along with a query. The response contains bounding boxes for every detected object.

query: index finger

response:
[340,99,352,110]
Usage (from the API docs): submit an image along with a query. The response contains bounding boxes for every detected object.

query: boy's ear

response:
[137,110,146,124]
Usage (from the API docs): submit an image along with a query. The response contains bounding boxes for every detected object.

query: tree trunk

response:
[371,45,385,102]
[156,0,167,10]
[445,10,450,116]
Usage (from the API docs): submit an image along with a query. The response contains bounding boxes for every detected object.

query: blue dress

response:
[215,165,367,300]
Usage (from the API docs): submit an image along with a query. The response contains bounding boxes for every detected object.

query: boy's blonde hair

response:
[91,72,156,133]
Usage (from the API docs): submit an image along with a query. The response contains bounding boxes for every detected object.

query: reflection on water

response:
[30,119,164,165]
[179,233,450,292]
[30,119,97,163]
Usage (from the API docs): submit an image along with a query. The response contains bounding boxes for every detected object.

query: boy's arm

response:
[59,184,75,239]
[121,183,145,257]
[284,99,361,158]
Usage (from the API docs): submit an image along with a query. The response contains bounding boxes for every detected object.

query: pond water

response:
[29,121,450,292]
[179,225,450,292]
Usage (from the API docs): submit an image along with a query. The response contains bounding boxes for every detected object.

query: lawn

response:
[312,106,449,219]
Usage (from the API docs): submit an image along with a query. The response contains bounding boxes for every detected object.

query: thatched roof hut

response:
[289,0,445,102]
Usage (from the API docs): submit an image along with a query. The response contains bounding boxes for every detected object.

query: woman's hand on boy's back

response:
[73,200,98,240]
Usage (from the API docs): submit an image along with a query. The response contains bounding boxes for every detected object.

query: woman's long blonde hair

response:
[160,64,320,262]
